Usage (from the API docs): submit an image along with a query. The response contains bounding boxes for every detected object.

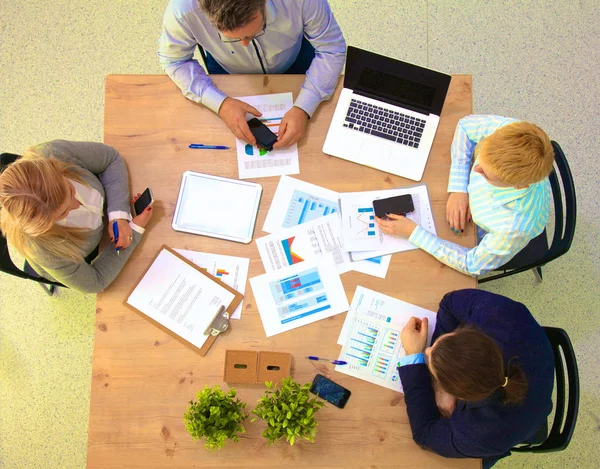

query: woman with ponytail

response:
[0,140,154,293]
[398,289,554,469]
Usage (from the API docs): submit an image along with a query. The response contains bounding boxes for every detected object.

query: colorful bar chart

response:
[216,269,229,277]
[381,329,399,354]
[372,354,391,379]
[282,190,339,228]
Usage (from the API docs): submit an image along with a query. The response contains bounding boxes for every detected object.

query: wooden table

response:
[88,74,478,469]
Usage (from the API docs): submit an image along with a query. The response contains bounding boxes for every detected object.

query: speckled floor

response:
[0,1,598,468]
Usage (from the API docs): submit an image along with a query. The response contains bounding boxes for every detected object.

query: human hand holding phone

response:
[218,97,261,144]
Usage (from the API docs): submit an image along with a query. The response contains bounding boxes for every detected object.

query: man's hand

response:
[109,219,133,250]
[375,213,418,238]
[401,317,429,355]
[218,97,262,144]
[273,106,308,149]
[446,192,471,234]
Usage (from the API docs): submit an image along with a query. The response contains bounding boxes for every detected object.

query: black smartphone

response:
[133,187,154,216]
[310,374,351,409]
[247,118,278,151]
[372,194,414,219]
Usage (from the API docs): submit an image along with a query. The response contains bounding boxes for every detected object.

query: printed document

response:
[262,176,391,278]
[339,184,436,254]
[127,248,236,349]
[236,93,299,179]
[256,213,352,275]
[174,249,250,320]
[335,286,437,393]
[249,257,349,337]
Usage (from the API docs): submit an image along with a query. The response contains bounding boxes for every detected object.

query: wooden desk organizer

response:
[224,350,291,385]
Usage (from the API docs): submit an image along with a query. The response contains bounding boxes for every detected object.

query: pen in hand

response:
[112,220,120,256]
[306,356,348,365]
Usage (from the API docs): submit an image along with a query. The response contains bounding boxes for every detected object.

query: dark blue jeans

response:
[203,36,316,75]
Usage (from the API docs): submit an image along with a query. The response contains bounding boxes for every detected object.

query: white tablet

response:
[172,171,262,244]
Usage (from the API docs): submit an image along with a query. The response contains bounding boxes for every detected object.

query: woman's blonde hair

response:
[0,147,90,263]
[478,122,554,186]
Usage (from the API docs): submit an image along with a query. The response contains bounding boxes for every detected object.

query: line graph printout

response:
[335,286,437,392]
[250,258,349,337]
[235,93,299,179]
[339,184,436,254]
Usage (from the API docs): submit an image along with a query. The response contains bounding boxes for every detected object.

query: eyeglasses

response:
[219,24,266,43]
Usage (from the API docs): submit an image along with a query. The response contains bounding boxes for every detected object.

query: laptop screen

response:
[357,67,436,113]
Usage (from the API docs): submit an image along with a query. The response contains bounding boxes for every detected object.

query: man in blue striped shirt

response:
[376,115,554,276]
[158,0,346,149]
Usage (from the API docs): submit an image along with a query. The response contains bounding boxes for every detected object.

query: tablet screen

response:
[173,172,261,243]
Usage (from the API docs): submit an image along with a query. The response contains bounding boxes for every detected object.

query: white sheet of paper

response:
[236,93,299,179]
[335,286,437,393]
[127,249,236,349]
[339,184,436,253]
[256,213,352,275]
[349,254,392,278]
[262,175,340,234]
[249,257,349,337]
[174,249,250,320]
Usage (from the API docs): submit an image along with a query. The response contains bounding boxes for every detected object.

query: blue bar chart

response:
[282,190,339,228]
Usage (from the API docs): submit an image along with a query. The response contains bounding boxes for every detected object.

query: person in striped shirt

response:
[375,115,555,277]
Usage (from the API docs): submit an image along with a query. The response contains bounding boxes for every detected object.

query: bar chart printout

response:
[283,190,339,228]
[335,286,437,392]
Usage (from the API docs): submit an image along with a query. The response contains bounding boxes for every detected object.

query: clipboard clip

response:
[204,305,230,336]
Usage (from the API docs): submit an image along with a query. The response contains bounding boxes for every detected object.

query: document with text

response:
[236,93,299,179]
[127,248,236,349]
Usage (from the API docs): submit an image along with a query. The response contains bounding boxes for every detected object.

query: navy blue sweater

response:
[399,289,554,461]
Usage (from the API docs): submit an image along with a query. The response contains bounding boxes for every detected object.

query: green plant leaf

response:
[286,411,292,419]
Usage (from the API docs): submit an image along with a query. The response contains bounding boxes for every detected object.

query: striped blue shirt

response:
[409,115,551,276]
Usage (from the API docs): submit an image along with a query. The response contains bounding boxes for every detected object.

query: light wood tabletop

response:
[88,74,478,469]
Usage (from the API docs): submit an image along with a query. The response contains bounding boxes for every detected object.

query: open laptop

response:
[323,46,451,181]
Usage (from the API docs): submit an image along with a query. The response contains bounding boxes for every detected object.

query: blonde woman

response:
[0,140,153,293]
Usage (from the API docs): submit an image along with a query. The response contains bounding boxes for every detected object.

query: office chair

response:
[479,141,576,283]
[512,326,579,453]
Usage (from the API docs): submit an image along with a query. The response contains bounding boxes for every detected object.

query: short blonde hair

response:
[0,148,89,263]
[478,122,554,185]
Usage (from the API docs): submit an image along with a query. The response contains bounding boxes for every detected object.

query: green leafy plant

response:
[251,377,325,446]
[183,385,248,451]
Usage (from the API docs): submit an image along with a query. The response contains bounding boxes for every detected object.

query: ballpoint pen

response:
[189,144,230,150]
[306,356,348,365]
[112,220,120,256]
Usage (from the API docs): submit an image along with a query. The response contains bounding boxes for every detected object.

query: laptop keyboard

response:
[343,99,425,148]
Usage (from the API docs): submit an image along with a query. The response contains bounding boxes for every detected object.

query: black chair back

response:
[544,142,577,263]
[513,326,580,453]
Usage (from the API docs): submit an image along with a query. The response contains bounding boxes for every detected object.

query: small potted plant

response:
[251,377,325,446]
[183,385,248,451]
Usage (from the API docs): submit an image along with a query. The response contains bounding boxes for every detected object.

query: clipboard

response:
[124,245,243,356]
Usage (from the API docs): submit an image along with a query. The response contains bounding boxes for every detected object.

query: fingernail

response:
[148,207,152,211]
[461,229,464,233]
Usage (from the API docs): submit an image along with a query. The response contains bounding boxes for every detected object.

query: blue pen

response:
[306,356,348,366]
[112,220,120,256]
[189,144,230,150]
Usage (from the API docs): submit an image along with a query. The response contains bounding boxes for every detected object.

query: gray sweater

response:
[26,140,143,293]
